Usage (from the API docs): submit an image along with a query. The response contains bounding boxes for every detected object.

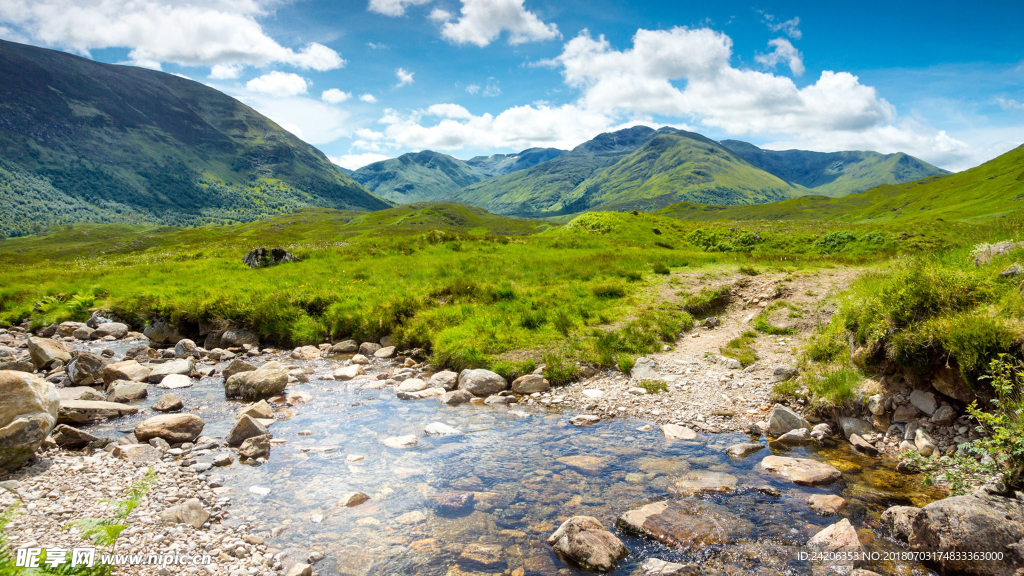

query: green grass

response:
[753,303,798,336]
[639,379,668,394]
[681,286,731,315]
[720,331,758,367]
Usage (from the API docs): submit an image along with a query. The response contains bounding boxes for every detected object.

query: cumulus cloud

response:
[755,38,805,76]
[330,153,391,170]
[229,93,351,145]
[436,0,560,47]
[0,0,345,71]
[761,13,801,40]
[367,0,431,17]
[209,64,243,79]
[360,93,379,103]
[246,71,309,97]
[322,89,352,104]
[396,68,415,86]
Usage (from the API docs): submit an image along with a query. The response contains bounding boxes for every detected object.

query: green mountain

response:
[466,148,566,177]
[350,151,488,204]
[720,140,947,197]
[658,144,1024,223]
[0,39,388,237]
[453,127,804,217]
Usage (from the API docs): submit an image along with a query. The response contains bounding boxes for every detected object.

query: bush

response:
[815,231,858,254]
[617,355,635,374]
[970,356,1024,488]
[720,331,758,367]
[640,379,668,394]
[543,351,580,386]
[652,262,670,275]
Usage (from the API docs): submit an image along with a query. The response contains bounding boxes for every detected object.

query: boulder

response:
[398,387,445,400]
[661,424,698,441]
[423,422,461,435]
[397,379,428,393]
[113,443,162,463]
[808,494,847,516]
[668,471,738,496]
[152,394,183,412]
[893,404,921,423]
[776,428,812,445]
[146,359,194,383]
[760,456,841,486]
[58,400,138,424]
[158,374,193,389]
[330,340,359,354]
[459,543,504,569]
[838,416,874,439]
[807,519,864,568]
[511,374,550,394]
[458,369,508,397]
[725,443,765,458]
[910,389,938,416]
[57,321,86,338]
[27,338,71,369]
[337,492,370,508]
[569,415,601,427]
[350,354,370,365]
[766,404,809,437]
[547,516,628,572]
[931,405,957,426]
[237,400,274,421]
[881,506,922,542]
[221,329,259,348]
[617,499,752,549]
[770,364,799,383]
[67,352,108,386]
[92,322,128,340]
[160,498,210,529]
[429,371,459,391]
[223,359,256,379]
[932,366,977,403]
[358,342,381,356]
[238,434,271,460]
[134,414,205,443]
[51,424,101,449]
[174,339,200,358]
[242,247,298,269]
[106,381,149,403]
[143,318,183,345]
[0,371,59,470]
[226,415,270,446]
[867,394,886,415]
[915,428,938,457]
[382,434,418,448]
[73,326,95,340]
[0,360,35,373]
[641,558,699,576]
[849,434,879,456]
[630,357,657,380]
[373,346,396,359]
[102,360,151,385]
[225,362,288,400]
[433,491,473,514]
[285,565,311,576]
[332,365,365,381]
[439,389,474,406]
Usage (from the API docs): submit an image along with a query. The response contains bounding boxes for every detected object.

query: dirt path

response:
[525,267,863,432]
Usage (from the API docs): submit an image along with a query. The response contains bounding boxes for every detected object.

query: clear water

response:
[85,347,944,576]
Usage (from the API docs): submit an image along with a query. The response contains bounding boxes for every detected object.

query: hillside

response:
[350,151,487,203]
[0,39,388,237]
[658,144,1024,223]
[466,148,566,177]
[720,140,947,196]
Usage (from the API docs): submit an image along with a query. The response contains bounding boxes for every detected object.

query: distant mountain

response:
[719,140,947,197]
[350,150,487,204]
[466,148,566,177]
[0,39,388,236]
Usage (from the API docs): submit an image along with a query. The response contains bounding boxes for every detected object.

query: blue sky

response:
[1,0,1021,171]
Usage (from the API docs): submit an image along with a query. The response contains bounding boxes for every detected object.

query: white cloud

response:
[396,67,415,86]
[246,71,309,97]
[367,0,432,17]
[0,0,345,71]
[996,97,1024,110]
[234,93,351,145]
[367,42,389,49]
[465,84,481,94]
[755,38,805,76]
[322,89,352,104]
[429,8,453,22]
[360,93,379,103]
[209,64,242,79]
[437,0,560,47]
[330,153,391,170]
[761,13,801,40]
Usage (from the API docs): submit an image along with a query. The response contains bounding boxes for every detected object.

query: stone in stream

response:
[143,318,184,345]
[358,342,381,356]
[337,492,370,508]
[106,381,148,403]
[73,326,94,340]
[226,415,270,446]
[152,394,183,412]
[397,379,428,393]
[57,321,85,338]
[641,558,700,576]
[766,404,809,437]
[237,400,274,421]
[428,371,459,391]
[630,357,657,380]
[838,416,874,439]
[547,516,629,573]
[439,389,474,406]
[556,455,608,476]
[134,414,205,443]
[332,365,365,381]
[760,455,841,486]
[458,369,508,397]
[775,428,812,445]
[220,329,259,348]
[0,360,35,373]
[570,415,601,427]
[225,361,288,400]
[102,360,151,385]
[382,434,418,449]
[92,322,128,339]
[50,424,101,449]
[849,434,879,455]
[351,354,370,365]
[173,339,200,358]
[67,352,107,386]
[330,340,359,354]
[113,443,162,463]
[238,434,271,460]
[423,422,461,435]
[807,518,865,569]
[58,400,138,424]
[290,346,320,361]
[616,499,753,549]
[880,505,921,542]
[668,471,738,496]
[223,359,256,379]
[661,423,698,440]
[395,510,426,525]
[511,374,549,394]
[373,346,396,359]
[725,443,765,458]
[285,564,312,576]
[459,542,504,569]
[160,498,210,529]
[0,371,59,470]
[433,491,474,514]
[27,337,71,369]
[146,358,194,383]
[807,494,847,516]
[399,387,445,400]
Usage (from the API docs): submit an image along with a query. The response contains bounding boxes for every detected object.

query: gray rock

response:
[630,357,657,380]
[617,499,751,549]
[771,364,799,382]
[915,428,938,457]
[838,416,874,439]
[931,404,957,426]
[373,346,396,358]
[849,434,879,455]
[330,340,359,354]
[152,394,183,412]
[92,322,128,340]
[511,374,550,394]
[547,516,628,572]
[224,361,288,400]
[106,381,148,403]
[72,326,95,340]
[776,428,812,445]
[57,321,86,338]
[226,415,269,446]
[174,339,200,358]
[146,359,194,383]
[134,414,205,443]
[238,434,271,460]
[428,370,459,391]
[160,498,210,529]
[423,422,461,435]
[58,400,138,424]
[910,389,938,416]
[661,423,698,440]
[221,329,259,348]
[867,394,886,415]
[766,404,809,437]
[358,342,381,356]
[102,360,151,385]
[242,247,298,269]
[439,389,474,406]
[760,455,841,486]
[807,518,864,569]
[222,359,256,379]
[143,318,184,345]
[724,443,764,458]
[67,352,108,386]
[458,369,508,397]
[0,371,59,469]
[881,506,922,542]
[112,443,162,463]
[50,424,101,449]
[396,379,428,393]
[641,558,699,576]
[27,337,71,369]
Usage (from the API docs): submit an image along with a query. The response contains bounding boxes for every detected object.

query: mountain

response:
[466,148,566,177]
[719,140,947,197]
[452,127,804,217]
[350,150,487,204]
[0,39,388,236]
[658,143,1024,223]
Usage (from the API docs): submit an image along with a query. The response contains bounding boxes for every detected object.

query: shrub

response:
[815,231,858,254]
[652,262,670,275]
[617,355,635,374]
[640,379,668,394]
[543,351,580,386]
[720,331,758,367]
[970,356,1024,488]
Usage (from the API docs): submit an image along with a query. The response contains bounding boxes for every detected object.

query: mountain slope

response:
[720,140,947,197]
[0,39,388,236]
[657,144,1024,223]
[466,148,566,177]
[350,151,487,203]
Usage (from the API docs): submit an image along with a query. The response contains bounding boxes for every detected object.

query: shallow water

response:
[87,347,945,576]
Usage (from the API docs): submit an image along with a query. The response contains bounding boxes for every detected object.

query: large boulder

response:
[766,404,809,437]
[617,499,752,549]
[511,374,549,394]
[0,371,59,470]
[429,371,459,391]
[909,490,1024,576]
[146,359,194,383]
[67,352,107,386]
[102,360,151,385]
[51,424,101,449]
[243,247,298,269]
[547,516,629,572]
[27,337,71,369]
[223,359,256,379]
[106,381,149,403]
[221,329,259,348]
[134,414,205,443]
[238,434,271,460]
[881,506,922,542]
[58,400,138,424]
[174,339,200,359]
[807,519,865,569]
[224,362,288,400]
[92,322,128,340]
[57,322,86,338]
[226,415,269,446]
[458,369,508,397]
[760,456,842,486]
[143,318,184,345]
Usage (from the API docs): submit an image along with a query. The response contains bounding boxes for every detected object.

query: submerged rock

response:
[616,499,752,550]
[724,443,764,458]
[547,516,628,572]
[760,455,841,486]
[161,498,210,529]
[668,471,738,496]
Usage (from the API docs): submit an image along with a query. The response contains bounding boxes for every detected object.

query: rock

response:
[238,400,274,421]
[0,360,35,373]
[428,371,459,391]
[483,394,516,405]
[143,318,183,345]
[58,400,138,424]
[338,492,370,508]
[226,415,269,446]
[423,422,461,435]
[641,558,699,576]
[439,389,474,406]
[459,543,504,568]
[243,246,301,269]
[160,498,210,529]
[807,519,864,568]
[910,389,938,416]
[285,564,312,576]
[630,357,657,380]
[880,506,921,542]
[102,360,151,385]
[872,412,891,432]
[27,338,71,369]
[661,424,698,440]
[330,340,359,354]
[766,404,809,437]
[225,361,288,400]
[893,404,921,422]
[146,359,194,383]
[221,329,259,348]
[134,414,204,443]
[112,443,162,463]
[703,316,720,329]
[725,443,764,458]
[669,471,738,496]
[92,322,128,339]
[915,428,938,457]
[808,494,847,516]
[173,339,200,358]
[106,381,149,403]
[570,415,601,427]
[760,456,842,486]
[932,365,977,403]
[770,364,799,383]
[158,374,193,390]
[556,456,608,476]
[152,394,183,412]
[382,434,418,448]
[776,428,812,445]
[511,374,549,394]
[715,355,743,370]
[73,326,95,340]
[238,434,271,460]
[66,352,108,386]
[0,371,59,469]
[931,404,957,426]
[373,346,396,358]
[57,321,86,338]
[332,365,366,381]
[351,354,370,365]
[399,387,445,400]
[838,416,874,439]
[617,499,752,549]
[433,490,474,515]
[358,342,381,356]
[973,241,1024,265]
[547,516,628,572]
[50,424,101,449]
[397,378,428,393]
[395,511,426,525]
[867,394,886,415]
[458,369,508,397]
[222,360,256,380]
[849,434,879,456]
[811,423,832,440]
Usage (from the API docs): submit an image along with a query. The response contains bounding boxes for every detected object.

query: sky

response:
[0,0,1022,172]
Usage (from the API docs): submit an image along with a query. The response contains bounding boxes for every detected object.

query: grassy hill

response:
[720,140,947,197]
[658,144,1024,223]
[0,39,388,237]
[466,148,566,177]
[350,151,488,204]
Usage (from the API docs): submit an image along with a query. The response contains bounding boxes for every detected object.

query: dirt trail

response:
[523,267,863,432]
